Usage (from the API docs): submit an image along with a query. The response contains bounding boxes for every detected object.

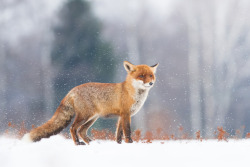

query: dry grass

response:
[133,129,141,142]
[4,121,29,139]
[3,122,250,142]
[216,127,229,141]
[196,130,202,141]
[91,129,115,140]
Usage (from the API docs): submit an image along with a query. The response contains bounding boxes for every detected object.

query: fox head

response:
[124,61,159,90]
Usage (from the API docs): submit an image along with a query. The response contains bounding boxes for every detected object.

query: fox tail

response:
[22,99,75,142]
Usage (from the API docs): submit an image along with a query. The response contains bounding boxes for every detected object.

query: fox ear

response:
[151,63,159,73]
[124,61,135,72]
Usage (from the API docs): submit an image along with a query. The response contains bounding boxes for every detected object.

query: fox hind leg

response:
[70,114,89,145]
[78,117,98,144]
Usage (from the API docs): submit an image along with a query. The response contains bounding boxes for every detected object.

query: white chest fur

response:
[130,79,150,116]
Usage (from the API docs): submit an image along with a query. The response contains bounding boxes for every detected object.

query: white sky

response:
[91,0,179,22]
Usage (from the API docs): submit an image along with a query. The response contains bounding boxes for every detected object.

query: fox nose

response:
[149,82,153,86]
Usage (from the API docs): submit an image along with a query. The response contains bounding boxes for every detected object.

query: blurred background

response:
[1,0,250,138]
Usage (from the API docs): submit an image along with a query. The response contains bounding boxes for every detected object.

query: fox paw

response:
[125,138,133,143]
[116,139,122,144]
[75,141,86,145]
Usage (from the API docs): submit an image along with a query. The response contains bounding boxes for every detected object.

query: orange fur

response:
[24,61,159,145]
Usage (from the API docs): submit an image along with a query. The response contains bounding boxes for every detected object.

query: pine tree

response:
[51,0,116,104]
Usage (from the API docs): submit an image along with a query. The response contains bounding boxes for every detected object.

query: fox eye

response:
[150,75,153,77]
[139,75,144,78]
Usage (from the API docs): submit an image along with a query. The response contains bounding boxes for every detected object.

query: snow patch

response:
[0,136,249,167]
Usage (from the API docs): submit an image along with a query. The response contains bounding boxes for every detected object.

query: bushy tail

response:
[23,102,75,142]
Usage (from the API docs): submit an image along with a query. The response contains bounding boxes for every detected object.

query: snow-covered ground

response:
[0,135,249,167]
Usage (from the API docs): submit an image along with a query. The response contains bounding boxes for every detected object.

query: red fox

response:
[22,61,159,145]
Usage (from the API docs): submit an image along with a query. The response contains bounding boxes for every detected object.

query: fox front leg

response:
[116,117,123,144]
[121,114,133,143]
